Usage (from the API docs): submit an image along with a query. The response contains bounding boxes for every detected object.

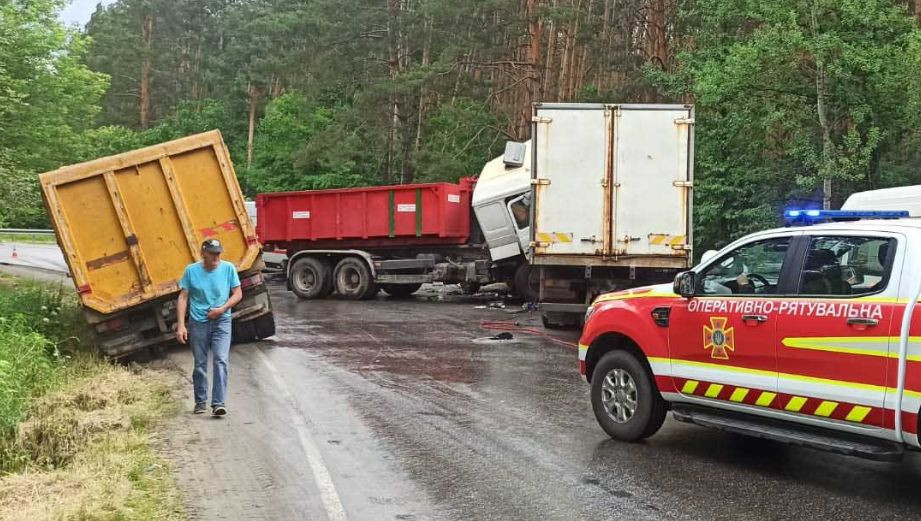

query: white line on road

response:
[253,347,348,521]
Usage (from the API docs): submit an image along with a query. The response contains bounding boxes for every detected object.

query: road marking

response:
[255,348,347,521]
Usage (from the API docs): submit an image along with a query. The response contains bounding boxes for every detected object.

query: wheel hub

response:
[600,368,638,424]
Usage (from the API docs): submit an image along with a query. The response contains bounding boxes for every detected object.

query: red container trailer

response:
[256,179,474,249]
[257,178,514,300]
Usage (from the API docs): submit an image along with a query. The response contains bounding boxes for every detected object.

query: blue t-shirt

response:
[179,260,241,322]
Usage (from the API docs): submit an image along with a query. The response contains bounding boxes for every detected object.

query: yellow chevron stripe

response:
[704,384,724,398]
[729,388,749,402]
[536,232,552,243]
[668,235,686,246]
[814,401,839,417]
[785,396,807,412]
[755,392,777,407]
[554,233,572,243]
[649,235,667,245]
[681,380,699,394]
[845,405,872,423]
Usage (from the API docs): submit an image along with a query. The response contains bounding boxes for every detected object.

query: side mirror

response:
[673,271,696,298]
[700,249,719,265]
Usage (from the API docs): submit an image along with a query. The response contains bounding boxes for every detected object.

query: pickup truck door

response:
[669,235,797,402]
[774,233,900,429]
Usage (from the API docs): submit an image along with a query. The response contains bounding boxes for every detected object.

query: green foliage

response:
[0,316,59,436]
[0,0,108,228]
[0,277,92,444]
[658,0,921,250]
[243,93,363,193]
[414,98,508,182]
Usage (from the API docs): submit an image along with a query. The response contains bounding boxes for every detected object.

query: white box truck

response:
[472,103,694,326]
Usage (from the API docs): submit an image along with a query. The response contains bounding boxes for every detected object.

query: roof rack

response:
[784,209,909,226]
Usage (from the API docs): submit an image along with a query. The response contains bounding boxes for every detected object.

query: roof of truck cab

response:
[471,140,531,206]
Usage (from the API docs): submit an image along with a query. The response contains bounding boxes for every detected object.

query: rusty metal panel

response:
[39,130,258,314]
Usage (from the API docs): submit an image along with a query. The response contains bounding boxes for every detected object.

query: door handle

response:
[742,314,768,323]
[847,317,879,328]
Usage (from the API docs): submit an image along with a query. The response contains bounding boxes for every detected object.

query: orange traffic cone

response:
[11,247,17,259]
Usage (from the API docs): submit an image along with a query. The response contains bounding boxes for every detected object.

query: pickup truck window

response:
[697,237,791,295]
[796,236,894,296]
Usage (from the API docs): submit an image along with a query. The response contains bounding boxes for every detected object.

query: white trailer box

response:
[530,103,694,267]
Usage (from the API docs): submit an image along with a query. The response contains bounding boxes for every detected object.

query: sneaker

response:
[193,403,207,415]
[212,405,227,416]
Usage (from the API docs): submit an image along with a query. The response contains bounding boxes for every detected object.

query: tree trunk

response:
[810,4,834,209]
[542,0,556,99]
[387,0,403,184]
[524,0,542,136]
[646,0,669,70]
[246,84,261,169]
[140,14,153,129]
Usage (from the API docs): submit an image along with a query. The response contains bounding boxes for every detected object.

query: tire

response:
[590,350,667,442]
[289,256,332,299]
[381,283,422,298]
[254,312,276,339]
[513,263,539,302]
[541,313,564,330]
[333,257,379,300]
[231,319,257,344]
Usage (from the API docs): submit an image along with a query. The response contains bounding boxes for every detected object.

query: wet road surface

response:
[160,282,921,520]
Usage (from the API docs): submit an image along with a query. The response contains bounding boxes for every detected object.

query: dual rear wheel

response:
[291,255,406,300]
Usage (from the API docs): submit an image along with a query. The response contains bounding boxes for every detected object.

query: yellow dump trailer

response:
[39,130,274,357]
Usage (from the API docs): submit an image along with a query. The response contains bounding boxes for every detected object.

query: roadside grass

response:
[0,233,57,245]
[0,274,185,521]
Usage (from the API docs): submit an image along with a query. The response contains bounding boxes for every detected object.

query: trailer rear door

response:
[613,105,693,257]
[530,103,693,262]
[531,104,609,256]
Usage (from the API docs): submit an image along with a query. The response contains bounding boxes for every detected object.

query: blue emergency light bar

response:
[784,209,909,225]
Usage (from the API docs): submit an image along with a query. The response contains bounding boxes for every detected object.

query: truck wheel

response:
[591,350,667,442]
[513,263,539,302]
[381,283,422,298]
[254,312,276,339]
[334,257,379,300]
[232,319,257,344]
[290,257,332,299]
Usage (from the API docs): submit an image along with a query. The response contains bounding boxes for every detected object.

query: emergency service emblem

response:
[703,317,734,360]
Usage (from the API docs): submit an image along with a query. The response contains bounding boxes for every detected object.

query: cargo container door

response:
[612,105,693,258]
[531,104,609,257]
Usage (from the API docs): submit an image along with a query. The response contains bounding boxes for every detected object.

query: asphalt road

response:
[4,244,920,520]
[156,282,921,521]
[0,242,68,273]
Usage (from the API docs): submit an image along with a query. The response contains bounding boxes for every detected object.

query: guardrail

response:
[0,228,54,234]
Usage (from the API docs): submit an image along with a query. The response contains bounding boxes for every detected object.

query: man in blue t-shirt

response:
[176,239,242,416]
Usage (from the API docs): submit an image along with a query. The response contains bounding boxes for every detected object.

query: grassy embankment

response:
[0,273,184,520]
[0,233,57,245]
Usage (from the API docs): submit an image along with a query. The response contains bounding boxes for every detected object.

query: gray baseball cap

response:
[201,239,224,253]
